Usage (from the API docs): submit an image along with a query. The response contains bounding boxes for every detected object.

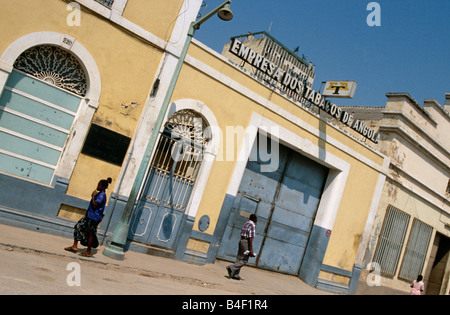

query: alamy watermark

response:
[366,2,381,27]
[169,120,280,173]
[66,262,81,287]
[366,262,382,287]
[67,2,81,27]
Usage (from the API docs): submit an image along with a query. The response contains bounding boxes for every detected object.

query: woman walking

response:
[65,177,112,257]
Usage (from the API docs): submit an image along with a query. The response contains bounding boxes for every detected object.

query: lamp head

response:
[218,3,233,21]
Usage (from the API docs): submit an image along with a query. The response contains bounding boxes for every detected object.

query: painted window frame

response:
[94,0,115,8]
[75,0,128,19]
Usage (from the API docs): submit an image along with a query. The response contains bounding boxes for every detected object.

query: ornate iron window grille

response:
[143,110,210,211]
[13,45,87,97]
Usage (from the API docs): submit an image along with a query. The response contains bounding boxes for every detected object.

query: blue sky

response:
[194,0,450,107]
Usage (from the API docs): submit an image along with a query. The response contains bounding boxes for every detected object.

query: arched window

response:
[0,45,87,184]
[13,45,87,97]
[146,110,210,211]
[130,109,211,247]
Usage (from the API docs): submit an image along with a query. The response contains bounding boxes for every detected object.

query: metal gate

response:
[129,110,207,250]
[218,137,329,275]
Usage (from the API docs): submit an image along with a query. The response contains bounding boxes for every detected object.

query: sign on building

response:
[228,38,378,144]
[323,81,358,99]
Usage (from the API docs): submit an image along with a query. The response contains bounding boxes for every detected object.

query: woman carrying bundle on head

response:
[65,177,112,257]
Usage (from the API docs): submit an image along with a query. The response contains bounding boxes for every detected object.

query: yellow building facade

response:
[0,0,390,294]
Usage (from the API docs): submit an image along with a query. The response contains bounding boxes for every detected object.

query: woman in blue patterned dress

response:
[65,177,112,257]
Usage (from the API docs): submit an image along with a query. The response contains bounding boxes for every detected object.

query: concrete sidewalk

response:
[0,223,333,295]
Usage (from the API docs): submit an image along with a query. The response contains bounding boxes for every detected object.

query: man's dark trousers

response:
[227,238,250,278]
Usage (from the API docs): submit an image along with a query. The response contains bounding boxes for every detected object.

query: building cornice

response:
[386,92,437,125]
[387,162,450,214]
[380,110,450,160]
[424,98,450,122]
[379,123,450,173]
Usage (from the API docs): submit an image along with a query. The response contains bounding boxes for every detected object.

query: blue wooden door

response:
[0,70,81,184]
[130,129,204,250]
[218,137,329,275]
[217,141,289,264]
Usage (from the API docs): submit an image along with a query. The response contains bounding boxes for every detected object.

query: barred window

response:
[373,205,410,277]
[399,219,433,282]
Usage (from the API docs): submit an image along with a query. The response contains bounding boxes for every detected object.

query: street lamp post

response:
[103,0,233,260]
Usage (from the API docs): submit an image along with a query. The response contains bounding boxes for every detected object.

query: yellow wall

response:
[323,165,380,270]
[176,43,386,260]
[122,0,184,41]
